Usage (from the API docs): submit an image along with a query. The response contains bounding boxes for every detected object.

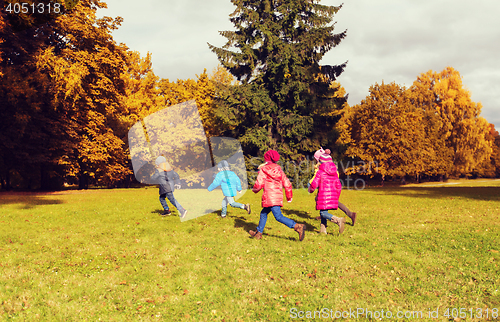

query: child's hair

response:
[217,160,230,171]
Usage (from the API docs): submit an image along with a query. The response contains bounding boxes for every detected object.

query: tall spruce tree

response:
[208,0,347,159]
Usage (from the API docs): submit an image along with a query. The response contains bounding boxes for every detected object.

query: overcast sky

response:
[97,0,500,130]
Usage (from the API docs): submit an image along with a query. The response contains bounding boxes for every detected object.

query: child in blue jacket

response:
[207,160,251,218]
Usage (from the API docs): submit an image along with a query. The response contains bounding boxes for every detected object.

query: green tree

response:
[209,0,347,158]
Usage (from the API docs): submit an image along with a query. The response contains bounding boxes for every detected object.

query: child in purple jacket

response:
[308,150,345,234]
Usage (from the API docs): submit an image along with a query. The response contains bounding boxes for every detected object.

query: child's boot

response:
[294,224,306,241]
[331,217,346,234]
[320,223,327,234]
[249,229,262,240]
[348,212,357,226]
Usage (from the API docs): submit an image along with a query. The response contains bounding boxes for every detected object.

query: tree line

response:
[0,0,227,190]
[1,0,498,190]
[339,67,500,183]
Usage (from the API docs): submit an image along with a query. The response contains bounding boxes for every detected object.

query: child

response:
[308,149,346,234]
[150,156,187,218]
[207,160,251,218]
[310,148,357,233]
[249,150,306,241]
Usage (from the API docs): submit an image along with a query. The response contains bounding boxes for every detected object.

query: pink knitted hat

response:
[318,149,332,163]
[313,147,325,162]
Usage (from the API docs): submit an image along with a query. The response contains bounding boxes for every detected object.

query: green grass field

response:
[1,180,499,321]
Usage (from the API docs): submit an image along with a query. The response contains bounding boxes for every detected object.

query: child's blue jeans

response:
[160,192,184,212]
[221,196,244,216]
[320,209,336,226]
[256,206,296,233]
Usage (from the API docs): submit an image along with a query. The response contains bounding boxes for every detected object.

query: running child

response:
[310,148,356,233]
[249,150,306,241]
[207,160,251,218]
[151,156,187,219]
[308,149,346,234]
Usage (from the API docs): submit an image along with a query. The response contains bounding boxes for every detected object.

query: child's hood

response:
[319,162,338,176]
[219,170,233,181]
[261,163,283,180]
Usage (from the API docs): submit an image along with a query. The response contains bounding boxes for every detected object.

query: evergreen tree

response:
[209,0,347,158]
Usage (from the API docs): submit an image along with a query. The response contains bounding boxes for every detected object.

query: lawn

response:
[1,180,499,321]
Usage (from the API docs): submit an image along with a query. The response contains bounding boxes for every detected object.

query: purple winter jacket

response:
[308,162,342,210]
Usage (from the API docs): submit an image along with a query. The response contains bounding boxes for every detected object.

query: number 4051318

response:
[444,308,499,319]
[5,2,62,14]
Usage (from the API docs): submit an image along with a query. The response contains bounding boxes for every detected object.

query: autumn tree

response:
[339,82,445,183]
[209,0,347,158]
[156,66,234,138]
[0,0,66,189]
[409,67,492,176]
[475,124,500,178]
[0,0,132,189]
[339,67,493,182]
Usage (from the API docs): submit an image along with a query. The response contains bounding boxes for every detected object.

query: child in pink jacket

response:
[308,150,346,234]
[249,150,306,241]
[309,148,356,233]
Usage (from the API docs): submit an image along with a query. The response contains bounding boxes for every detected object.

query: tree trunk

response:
[79,173,89,190]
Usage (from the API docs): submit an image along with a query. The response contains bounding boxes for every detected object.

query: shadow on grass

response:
[232,208,317,239]
[282,208,316,221]
[233,215,255,232]
[0,192,65,209]
[367,186,500,201]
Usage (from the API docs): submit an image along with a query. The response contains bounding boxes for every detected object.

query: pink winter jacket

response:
[308,162,342,210]
[252,163,293,207]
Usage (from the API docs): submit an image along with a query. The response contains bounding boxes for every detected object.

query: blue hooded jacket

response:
[207,170,242,197]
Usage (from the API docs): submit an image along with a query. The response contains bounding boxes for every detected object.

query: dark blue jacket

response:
[151,169,181,195]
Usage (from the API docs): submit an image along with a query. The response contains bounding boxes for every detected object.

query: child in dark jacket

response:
[150,156,187,218]
[207,160,251,218]
[308,150,346,234]
[249,150,305,241]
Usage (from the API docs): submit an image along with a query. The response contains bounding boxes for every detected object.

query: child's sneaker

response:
[160,210,171,216]
[320,223,327,234]
[244,204,251,214]
[180,209,188,219]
